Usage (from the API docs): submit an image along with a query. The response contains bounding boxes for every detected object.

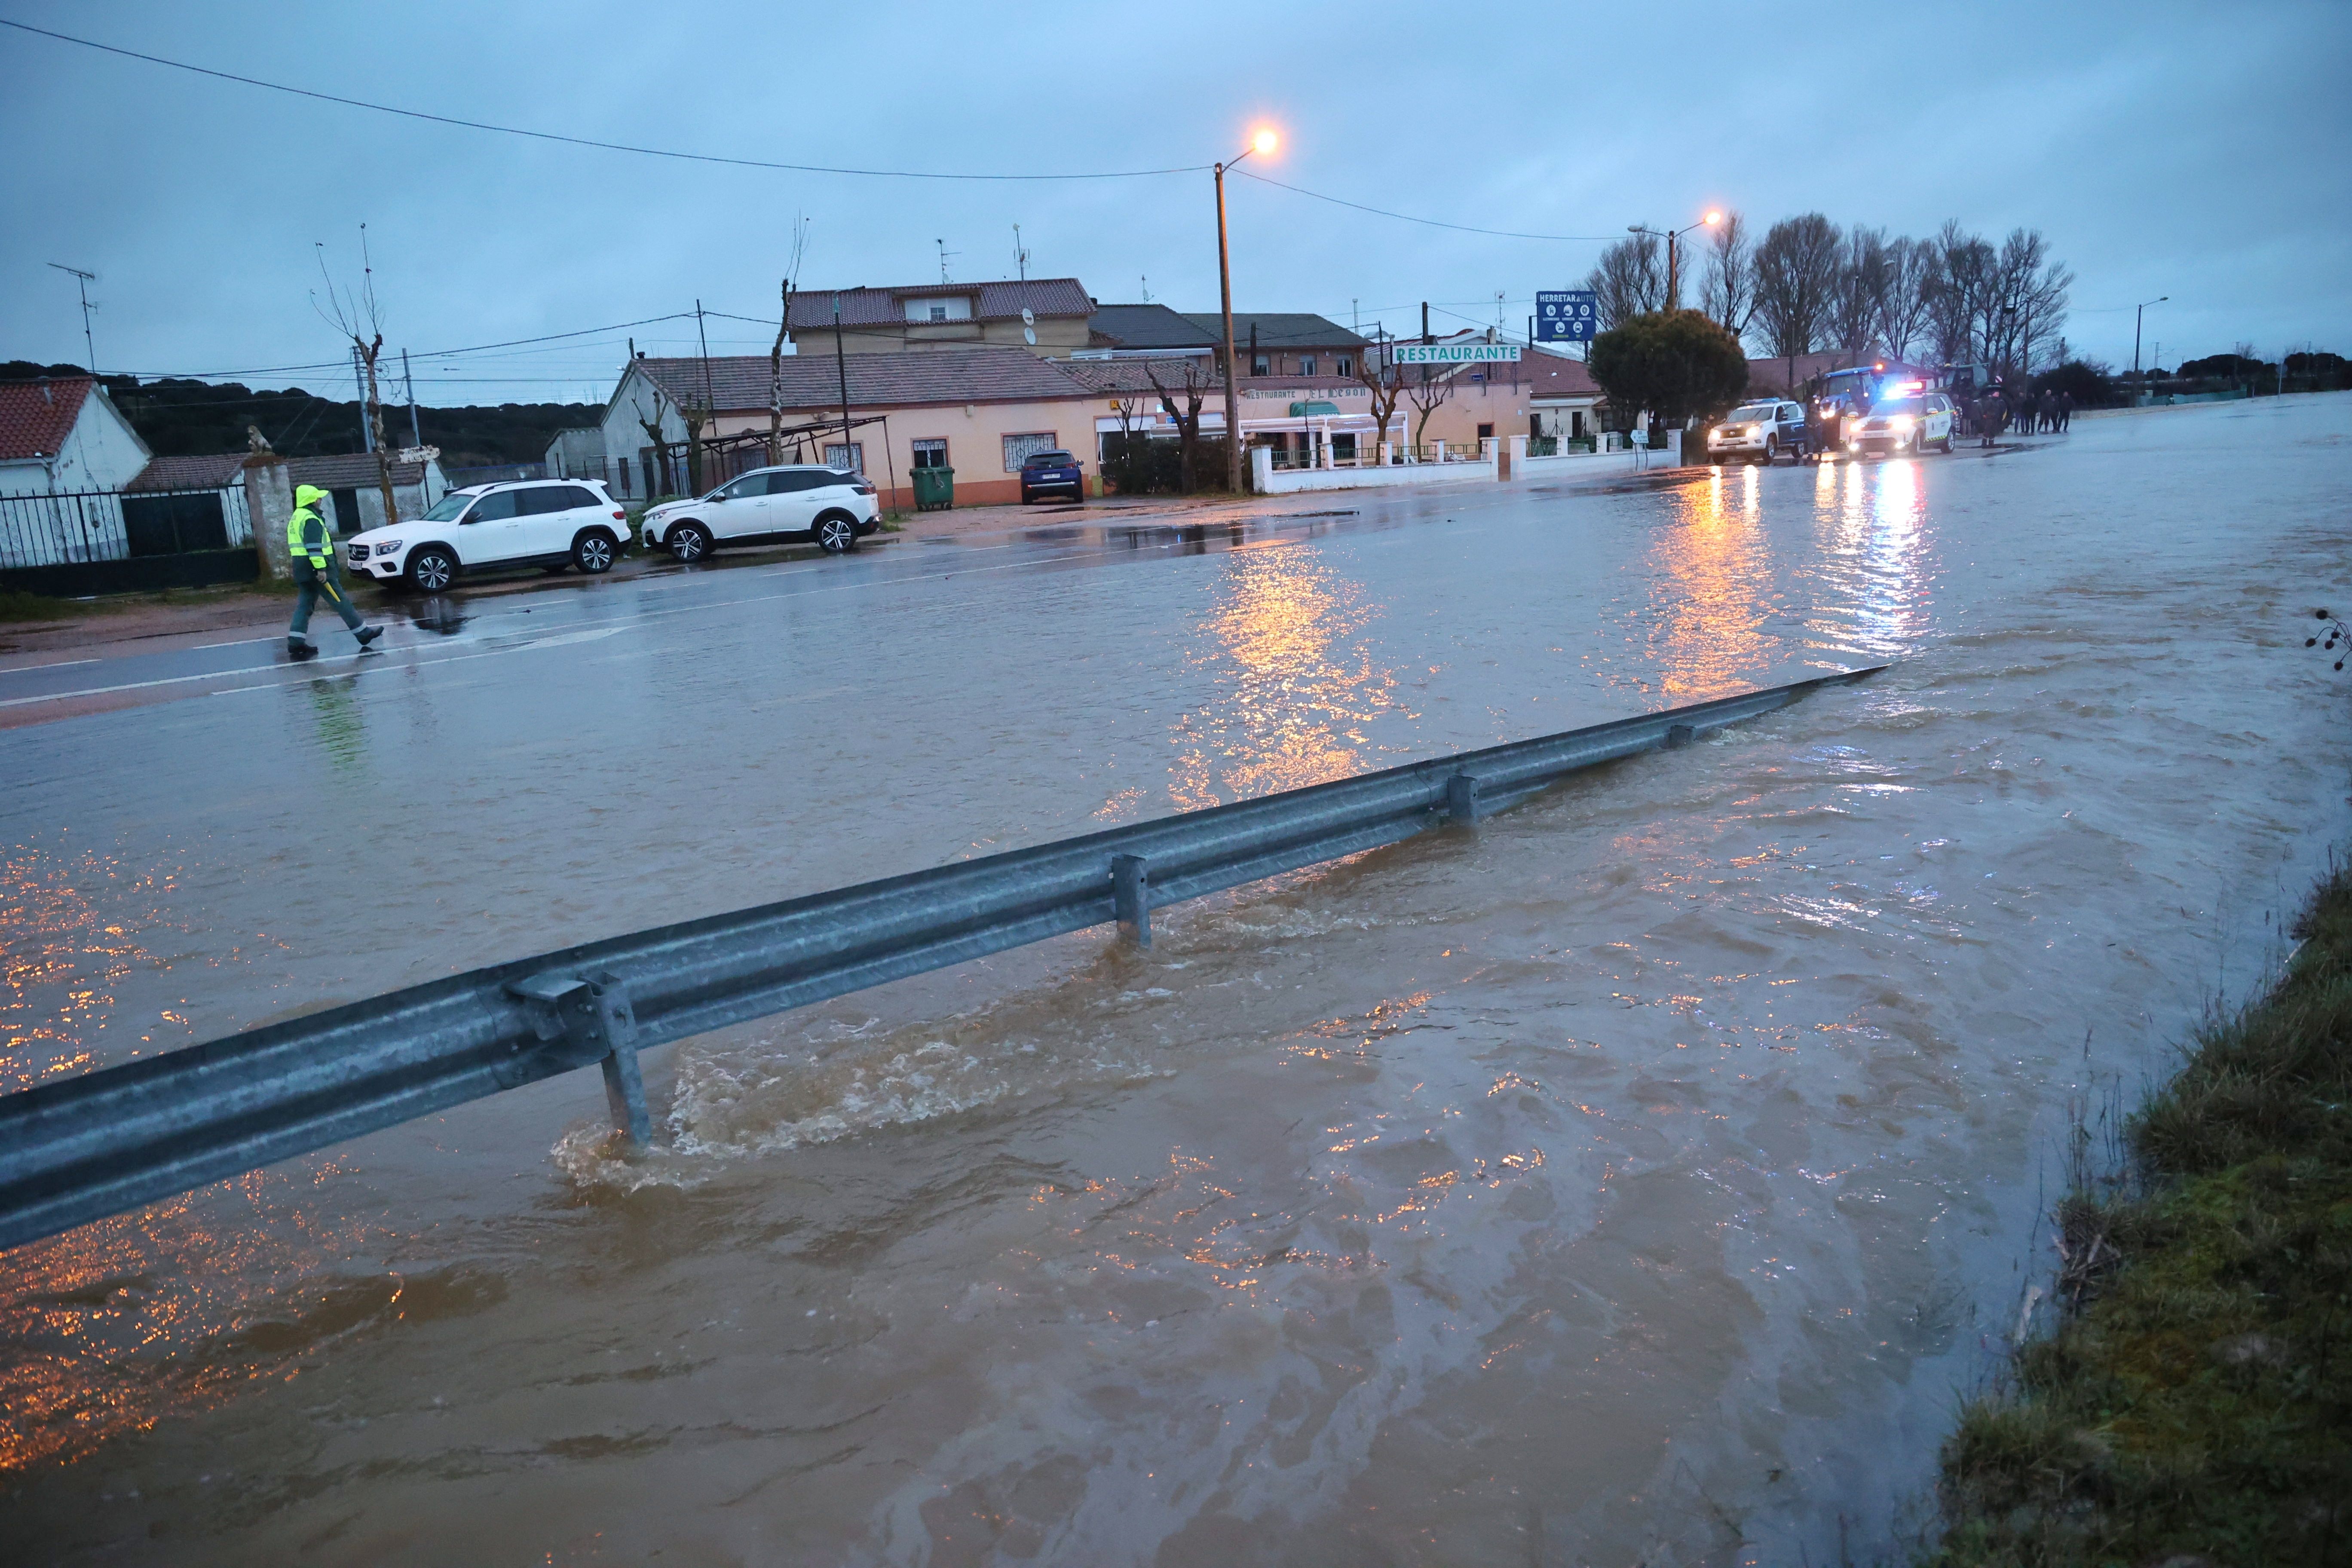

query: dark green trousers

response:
[289,557,364,641]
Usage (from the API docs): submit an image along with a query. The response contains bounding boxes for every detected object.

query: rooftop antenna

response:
[1012,224,1029,282]
[1140,275,1152,304]
[47,263,98,376]
[935,239,958,283]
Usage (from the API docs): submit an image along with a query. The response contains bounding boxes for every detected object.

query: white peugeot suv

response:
[344,479,630,592]
[641,465,881,562]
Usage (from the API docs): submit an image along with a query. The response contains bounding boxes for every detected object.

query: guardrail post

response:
[507,971,652,1146]
[1663,723,1697,749]
[1111,854,1152,949]
[1446,772,1485,824]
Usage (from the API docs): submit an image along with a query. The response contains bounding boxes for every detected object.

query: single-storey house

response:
[129,448,449,535]
[544,426,604,480]
[1523,351,1606,444]
[0,376,150,497]
[601,346,1124,508]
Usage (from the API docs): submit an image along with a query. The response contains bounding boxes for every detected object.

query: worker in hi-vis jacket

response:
[285,484,382,660]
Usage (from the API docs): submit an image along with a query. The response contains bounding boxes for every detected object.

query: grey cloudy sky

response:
[3,0,2346,405]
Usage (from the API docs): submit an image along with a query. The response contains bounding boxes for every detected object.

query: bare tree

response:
[1877,237,1938,361]
[1404,363,1459,450]
[1984,228,2072,377]
[1829,226,1890,354]
[1697,211,1756,341]
[1586,233,1663,331]
[680,395,712,495]
[1142,356,1217,492]
[1751,214,1843,359]
[310,226,397,527]
[637,382,677,497]
[767,217,811,464]
[1926,221,1995,366]
[1351,334,1404,456]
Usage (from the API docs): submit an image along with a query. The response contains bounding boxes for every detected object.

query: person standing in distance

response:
[286,483,382,661]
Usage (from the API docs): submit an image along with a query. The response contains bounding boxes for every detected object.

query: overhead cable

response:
[0,19,1211,181]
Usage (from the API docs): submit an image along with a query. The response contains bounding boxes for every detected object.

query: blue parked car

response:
[1019,449,1084,503]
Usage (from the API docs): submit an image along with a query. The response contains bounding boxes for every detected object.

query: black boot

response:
[288,638,319,662]
[355,625,383,651]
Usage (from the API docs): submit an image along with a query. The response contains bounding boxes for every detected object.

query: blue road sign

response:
[1536,290,1599,343]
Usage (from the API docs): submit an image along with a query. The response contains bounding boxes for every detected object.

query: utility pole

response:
[834,293,854,470]
[47,263,97,375]
[695,298,714,410]
[402,348,421,447]
[1212,129,1275,493]
[2133,297,2167,380]
[1421,301,1430,344]
[1012,224,1028,282]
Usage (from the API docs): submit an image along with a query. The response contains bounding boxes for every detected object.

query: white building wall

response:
[599,367,692,498]
[51,387,152,493]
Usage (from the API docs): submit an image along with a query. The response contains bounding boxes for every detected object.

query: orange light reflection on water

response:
[1642,466,1778,700]
[1166,544,1399,810]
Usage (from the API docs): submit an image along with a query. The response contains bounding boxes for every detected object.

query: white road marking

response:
[0,658,98,674]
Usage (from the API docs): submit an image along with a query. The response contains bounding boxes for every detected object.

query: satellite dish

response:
[1021,307,1035,327]
[1023,326,1038,346]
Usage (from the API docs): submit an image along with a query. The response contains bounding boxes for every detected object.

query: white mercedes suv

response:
[641,465,881,561]
[343,479,629,592]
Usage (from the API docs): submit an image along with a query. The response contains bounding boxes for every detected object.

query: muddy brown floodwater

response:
[4,396,2349,1565]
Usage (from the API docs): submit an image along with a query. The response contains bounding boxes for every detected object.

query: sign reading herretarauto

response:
[1392,343,1524,364]
[1535,290,1599,342]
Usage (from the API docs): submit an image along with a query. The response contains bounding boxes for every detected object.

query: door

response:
[455,487,527,562]
[706,471,778,540]
[519,484,601,557]
[764,471,825,536]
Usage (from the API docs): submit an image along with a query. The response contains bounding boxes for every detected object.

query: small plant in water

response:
[2307,606,2348,671]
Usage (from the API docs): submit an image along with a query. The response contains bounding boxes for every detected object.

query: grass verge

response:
[1926,862,2352,1565]
[0,586,91,624]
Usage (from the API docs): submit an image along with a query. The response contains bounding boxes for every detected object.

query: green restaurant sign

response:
[1391,343,1523,365]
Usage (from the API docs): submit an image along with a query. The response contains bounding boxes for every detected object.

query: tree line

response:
[0,361,597,468]
[1588,215,2073,376]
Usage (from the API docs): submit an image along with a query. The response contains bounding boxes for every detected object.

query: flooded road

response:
[5,396,2348,1565]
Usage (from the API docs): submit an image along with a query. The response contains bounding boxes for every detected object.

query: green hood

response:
[294,484,329,508]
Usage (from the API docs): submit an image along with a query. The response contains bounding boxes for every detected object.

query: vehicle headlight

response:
[375,540,402,555]
[1890,416,1914,430]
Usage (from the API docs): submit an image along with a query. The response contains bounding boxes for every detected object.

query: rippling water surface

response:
[4,398,2348,1564]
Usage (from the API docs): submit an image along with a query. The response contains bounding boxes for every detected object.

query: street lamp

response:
[2133,296,2168,380]
[1216,127,1278,492]
[1629,211,1721,313]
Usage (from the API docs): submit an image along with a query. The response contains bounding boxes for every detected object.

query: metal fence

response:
[0,485,254,571]
[0,667,1882,1252]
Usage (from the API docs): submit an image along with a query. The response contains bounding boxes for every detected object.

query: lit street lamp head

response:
[1704,210,1723,225]
[1251,128,1278,156]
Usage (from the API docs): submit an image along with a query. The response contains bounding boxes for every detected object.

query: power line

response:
[1231,170,1620,244]
[0,19,1210,182]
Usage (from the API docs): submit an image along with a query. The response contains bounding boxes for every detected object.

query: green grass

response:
[1926,862,2352,1565]
[0,586,101,623]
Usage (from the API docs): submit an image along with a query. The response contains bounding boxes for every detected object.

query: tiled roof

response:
[0,377,94,462]
[1087,304,1219,350]
[1178,312,1368,350]
[632,346,1097,413]
[133,451,432,490]
[287,453,432,487]
[783,277,1093,331]
[1522,353,1602,398]
[129,452,249,491]
[1056,358,1226,396]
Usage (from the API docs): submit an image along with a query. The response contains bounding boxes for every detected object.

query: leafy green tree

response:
[1586,310,1749,428]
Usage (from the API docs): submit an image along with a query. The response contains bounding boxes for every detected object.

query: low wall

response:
[1,548,260,600]
[1252,451,1497,495]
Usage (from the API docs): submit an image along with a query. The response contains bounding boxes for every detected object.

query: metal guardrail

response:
[0,668,1884,1252]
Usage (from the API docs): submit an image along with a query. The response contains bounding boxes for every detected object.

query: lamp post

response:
[1629,211,1722,313]
[2132,296,2167,381]
[1217,127,1278,493]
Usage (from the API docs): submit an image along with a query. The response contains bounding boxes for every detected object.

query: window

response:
[716,473,765,499]
[1477,423,1495,440]
[1331,433,1357,462]
[912,439,949,469]
[521,485,598,512]
[824,442,864,473]
[465,490,523,523]
[1298,355,1317,376]
[903,294,973,323]
[1003,432,1058,471]
[1334,355,1353,377]
[1251,354,1271,376]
